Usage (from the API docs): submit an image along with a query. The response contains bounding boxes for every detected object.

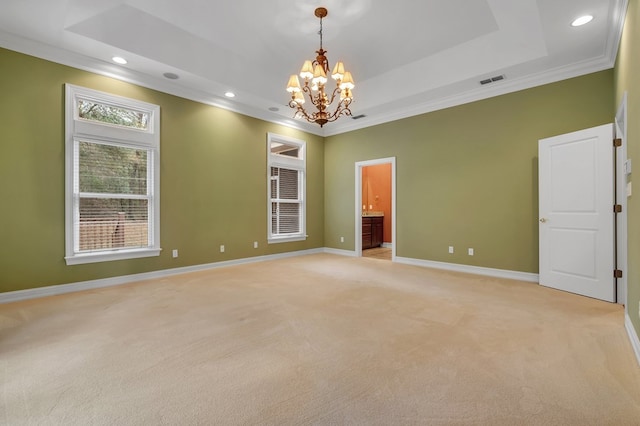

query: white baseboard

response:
[0,248,325,304]
[381,243,393,249]
[625,314,640,367]
[323,247,357,257]
[394,256,539,283]
[3,248,536,304]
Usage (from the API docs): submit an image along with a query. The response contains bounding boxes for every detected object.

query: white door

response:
[538,124,614,302]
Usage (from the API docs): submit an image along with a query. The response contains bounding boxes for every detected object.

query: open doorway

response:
[355,157,396,260]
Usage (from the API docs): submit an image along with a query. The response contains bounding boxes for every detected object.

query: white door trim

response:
[355,157,397,259]
[615,92,628,307]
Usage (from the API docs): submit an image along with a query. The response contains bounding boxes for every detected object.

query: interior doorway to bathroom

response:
[355,157,396,260]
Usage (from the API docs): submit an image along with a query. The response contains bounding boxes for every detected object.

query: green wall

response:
[614,0,640,341]
[324,71,614,273]
[0,46,622,298]
[0,48,324,293]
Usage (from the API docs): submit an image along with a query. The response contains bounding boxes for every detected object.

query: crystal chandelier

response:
[286,7,355,127]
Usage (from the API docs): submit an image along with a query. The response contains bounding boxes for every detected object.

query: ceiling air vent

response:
[351,114,366,120]
[480,75,506,85]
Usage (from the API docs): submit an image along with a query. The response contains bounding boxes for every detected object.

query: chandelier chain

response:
[319,15,323,52]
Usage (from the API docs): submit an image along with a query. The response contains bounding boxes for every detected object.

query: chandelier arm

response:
[326,86,343,106]
[288,99,315,122]
[300,84,321,108]
[323,100,353,123]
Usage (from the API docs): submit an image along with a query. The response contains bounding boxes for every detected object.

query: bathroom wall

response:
[362,163,392,243]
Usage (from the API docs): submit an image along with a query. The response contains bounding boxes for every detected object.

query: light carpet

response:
[1,253,640,425]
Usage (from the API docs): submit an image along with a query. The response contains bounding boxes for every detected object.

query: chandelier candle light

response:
[286,7,355,127]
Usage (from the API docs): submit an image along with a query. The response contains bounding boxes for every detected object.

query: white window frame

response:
[64,84,161,265]
[267,133,306,244]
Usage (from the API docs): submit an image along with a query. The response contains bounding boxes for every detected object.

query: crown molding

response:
[323,55,615,136]
[0,30,324,137]
[0,0,628,139]
[607,0,629,65]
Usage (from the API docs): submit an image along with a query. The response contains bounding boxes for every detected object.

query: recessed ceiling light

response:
[163,72,179,80]
[571,15,593,27]
[225,92,236,98]
[112,56,127,65]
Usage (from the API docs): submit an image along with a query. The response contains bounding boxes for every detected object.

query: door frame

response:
[355,157,396,259]
[615,93,628,307]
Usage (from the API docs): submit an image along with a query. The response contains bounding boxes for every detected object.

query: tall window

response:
[65,84,161,265]
[267,133,306,243]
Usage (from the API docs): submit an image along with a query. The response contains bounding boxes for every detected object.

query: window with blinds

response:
[76,141,151,251]
[267,133,306,243]
[65,85,161,265]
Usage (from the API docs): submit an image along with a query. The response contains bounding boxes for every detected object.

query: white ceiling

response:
[0,0,628,136]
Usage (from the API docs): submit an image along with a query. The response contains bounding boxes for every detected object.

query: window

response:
[267,133,306,243]
[65,84,160,265]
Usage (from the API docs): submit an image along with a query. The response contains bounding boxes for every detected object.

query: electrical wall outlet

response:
[220,245,225,253]
[172,249,178,258]
[468,248,474,256]
[448,246,454,254]
[340,236,344,243]
[253,241,258,249]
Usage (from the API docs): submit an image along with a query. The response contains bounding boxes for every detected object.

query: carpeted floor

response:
[1,253,640,425]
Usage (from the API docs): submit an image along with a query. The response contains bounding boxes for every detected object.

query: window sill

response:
[65,248,162,265]
[268,235,307,244]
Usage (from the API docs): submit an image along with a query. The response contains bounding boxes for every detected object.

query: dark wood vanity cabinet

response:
[362,216,383,249]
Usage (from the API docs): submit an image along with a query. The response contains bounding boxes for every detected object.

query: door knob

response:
[539,218,547,223]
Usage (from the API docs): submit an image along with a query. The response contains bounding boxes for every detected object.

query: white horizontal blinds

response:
[270,167,301,235]
[75,140,151,252]
[78,199,148,251]
[276,202,300,234]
